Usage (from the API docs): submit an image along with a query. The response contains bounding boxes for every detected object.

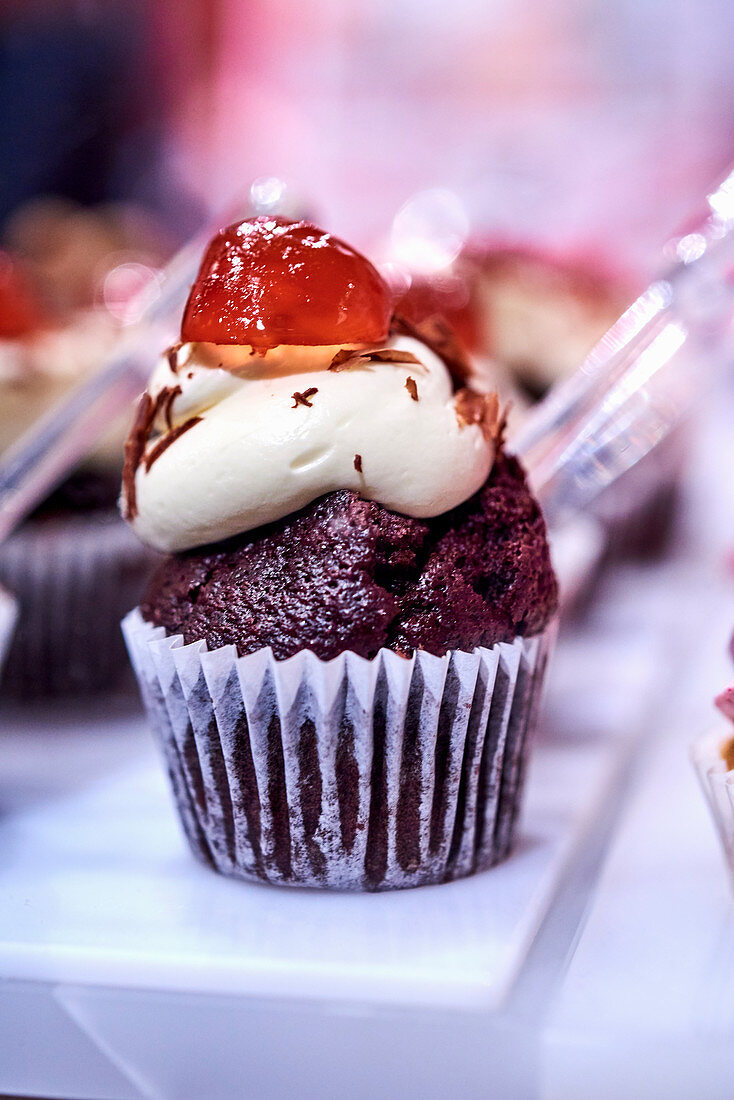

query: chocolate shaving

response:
[291,387,318,408]
[405,376,419,401]
[144,417,202,472]
[454,388,504,442]
[122,386,191,518]
[166,343,182,374]
[353,453,363,473]
[162,385,182,431]
[364,348,421,365]
[122,393,155,521]
[329,347,422,372]
[391,312,473,389]
[329,348,356,371]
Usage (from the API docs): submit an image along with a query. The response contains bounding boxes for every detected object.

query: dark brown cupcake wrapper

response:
[0,515,157,696]
[123,609,553,891]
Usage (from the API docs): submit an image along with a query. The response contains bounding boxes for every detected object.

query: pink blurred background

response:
[3,0,734,276]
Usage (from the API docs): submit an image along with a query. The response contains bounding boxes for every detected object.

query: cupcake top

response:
[123,218,503,553]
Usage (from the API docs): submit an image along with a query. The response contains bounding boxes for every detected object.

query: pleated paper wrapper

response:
[123,609,554,891]
[692,728,734,890]
[0,513,157,696]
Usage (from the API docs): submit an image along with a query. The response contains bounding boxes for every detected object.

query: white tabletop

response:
[1,392,733,1099]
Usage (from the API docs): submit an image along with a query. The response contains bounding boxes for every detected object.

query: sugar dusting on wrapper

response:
[123,609,554,891]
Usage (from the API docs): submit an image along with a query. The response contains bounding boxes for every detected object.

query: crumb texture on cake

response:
[140,452,557,659]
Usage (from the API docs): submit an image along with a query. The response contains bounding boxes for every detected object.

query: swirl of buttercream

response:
[124,335,499,553]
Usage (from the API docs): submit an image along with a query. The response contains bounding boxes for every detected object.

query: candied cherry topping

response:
[0,253,45,338]
[181,217,392,347]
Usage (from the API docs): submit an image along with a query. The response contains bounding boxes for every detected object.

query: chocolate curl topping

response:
[122,393,155,521]
[329,347,421,371]
[166,343,183,374]
[454,389,505,444]
[328,348,355,371]
[144,417,202,472]
[291,387,318,408]
[390,312,473,389]
[163,385,182,430]
[122,385,192,519]
[364,348,422,365]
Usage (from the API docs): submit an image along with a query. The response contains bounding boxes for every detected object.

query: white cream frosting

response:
[128,335,497,553]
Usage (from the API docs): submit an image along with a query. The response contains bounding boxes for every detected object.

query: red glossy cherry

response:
[182,217,392,347]
[0,253,44,338]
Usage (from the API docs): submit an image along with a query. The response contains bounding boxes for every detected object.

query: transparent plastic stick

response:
[514,166,734,525]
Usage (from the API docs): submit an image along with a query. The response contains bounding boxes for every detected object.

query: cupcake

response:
[692,679,734,887]
[0,249,157,696]
[121,217,558,890]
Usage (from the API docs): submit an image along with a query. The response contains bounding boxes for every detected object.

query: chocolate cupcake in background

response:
[122,216,557,891]
[0,222,164,697]
[0,471,158,697]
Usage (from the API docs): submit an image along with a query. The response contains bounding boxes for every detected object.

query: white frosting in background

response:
[0,314,123,462]
[129,335,496,553]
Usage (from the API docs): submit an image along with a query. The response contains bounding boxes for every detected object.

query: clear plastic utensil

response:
[515,166,734,526]
[0,183,289,543]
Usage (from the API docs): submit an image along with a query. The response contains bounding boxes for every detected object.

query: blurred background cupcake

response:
[0,207,171,696]
[0,1,188,696]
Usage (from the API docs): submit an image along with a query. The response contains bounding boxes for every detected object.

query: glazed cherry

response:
[0,253,44,338]
[181,217,393,347]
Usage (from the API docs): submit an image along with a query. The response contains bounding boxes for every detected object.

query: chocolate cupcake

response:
[121,217,557,890]
[0,250,157,696]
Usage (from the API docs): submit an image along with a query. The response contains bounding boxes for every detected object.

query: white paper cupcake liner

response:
[123,609,554,891]
[0,514,157,696]
[691,728,734,888]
